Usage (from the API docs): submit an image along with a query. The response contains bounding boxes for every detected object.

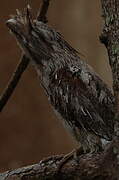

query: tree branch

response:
[100,0,119,135]
[0,55,29,112]
[37,0,51,23]
[0,0,51,112]
[0,141,119,180]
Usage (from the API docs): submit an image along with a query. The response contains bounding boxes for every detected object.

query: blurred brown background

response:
[0,0,112,172]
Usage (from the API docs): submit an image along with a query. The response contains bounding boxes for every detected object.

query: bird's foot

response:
[89,145,103,154]
[56,146,84,173]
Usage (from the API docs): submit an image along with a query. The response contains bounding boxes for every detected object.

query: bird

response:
[6,7,115,154]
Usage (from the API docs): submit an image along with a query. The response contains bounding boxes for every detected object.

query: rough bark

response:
[100,0,119,136]
[0,140,119,180]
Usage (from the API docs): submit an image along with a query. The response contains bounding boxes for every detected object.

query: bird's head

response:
[7,6,58,60]
[6,6,77,70]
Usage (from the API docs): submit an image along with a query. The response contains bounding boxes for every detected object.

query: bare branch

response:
[0,55,29,112]
[0,141,119,180]
[37,0,51,23]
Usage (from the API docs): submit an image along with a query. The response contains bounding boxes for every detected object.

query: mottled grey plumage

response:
[6,8,115,152]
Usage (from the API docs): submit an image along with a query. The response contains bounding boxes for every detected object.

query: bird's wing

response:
[49,67,114,140]
[70,91,111,140]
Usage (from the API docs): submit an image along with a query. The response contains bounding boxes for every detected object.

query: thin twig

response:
[0,0,51,112]
[37,0,51,23]
[0,55,29,112]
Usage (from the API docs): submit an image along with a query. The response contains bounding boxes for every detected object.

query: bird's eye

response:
[34,21,57,43]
